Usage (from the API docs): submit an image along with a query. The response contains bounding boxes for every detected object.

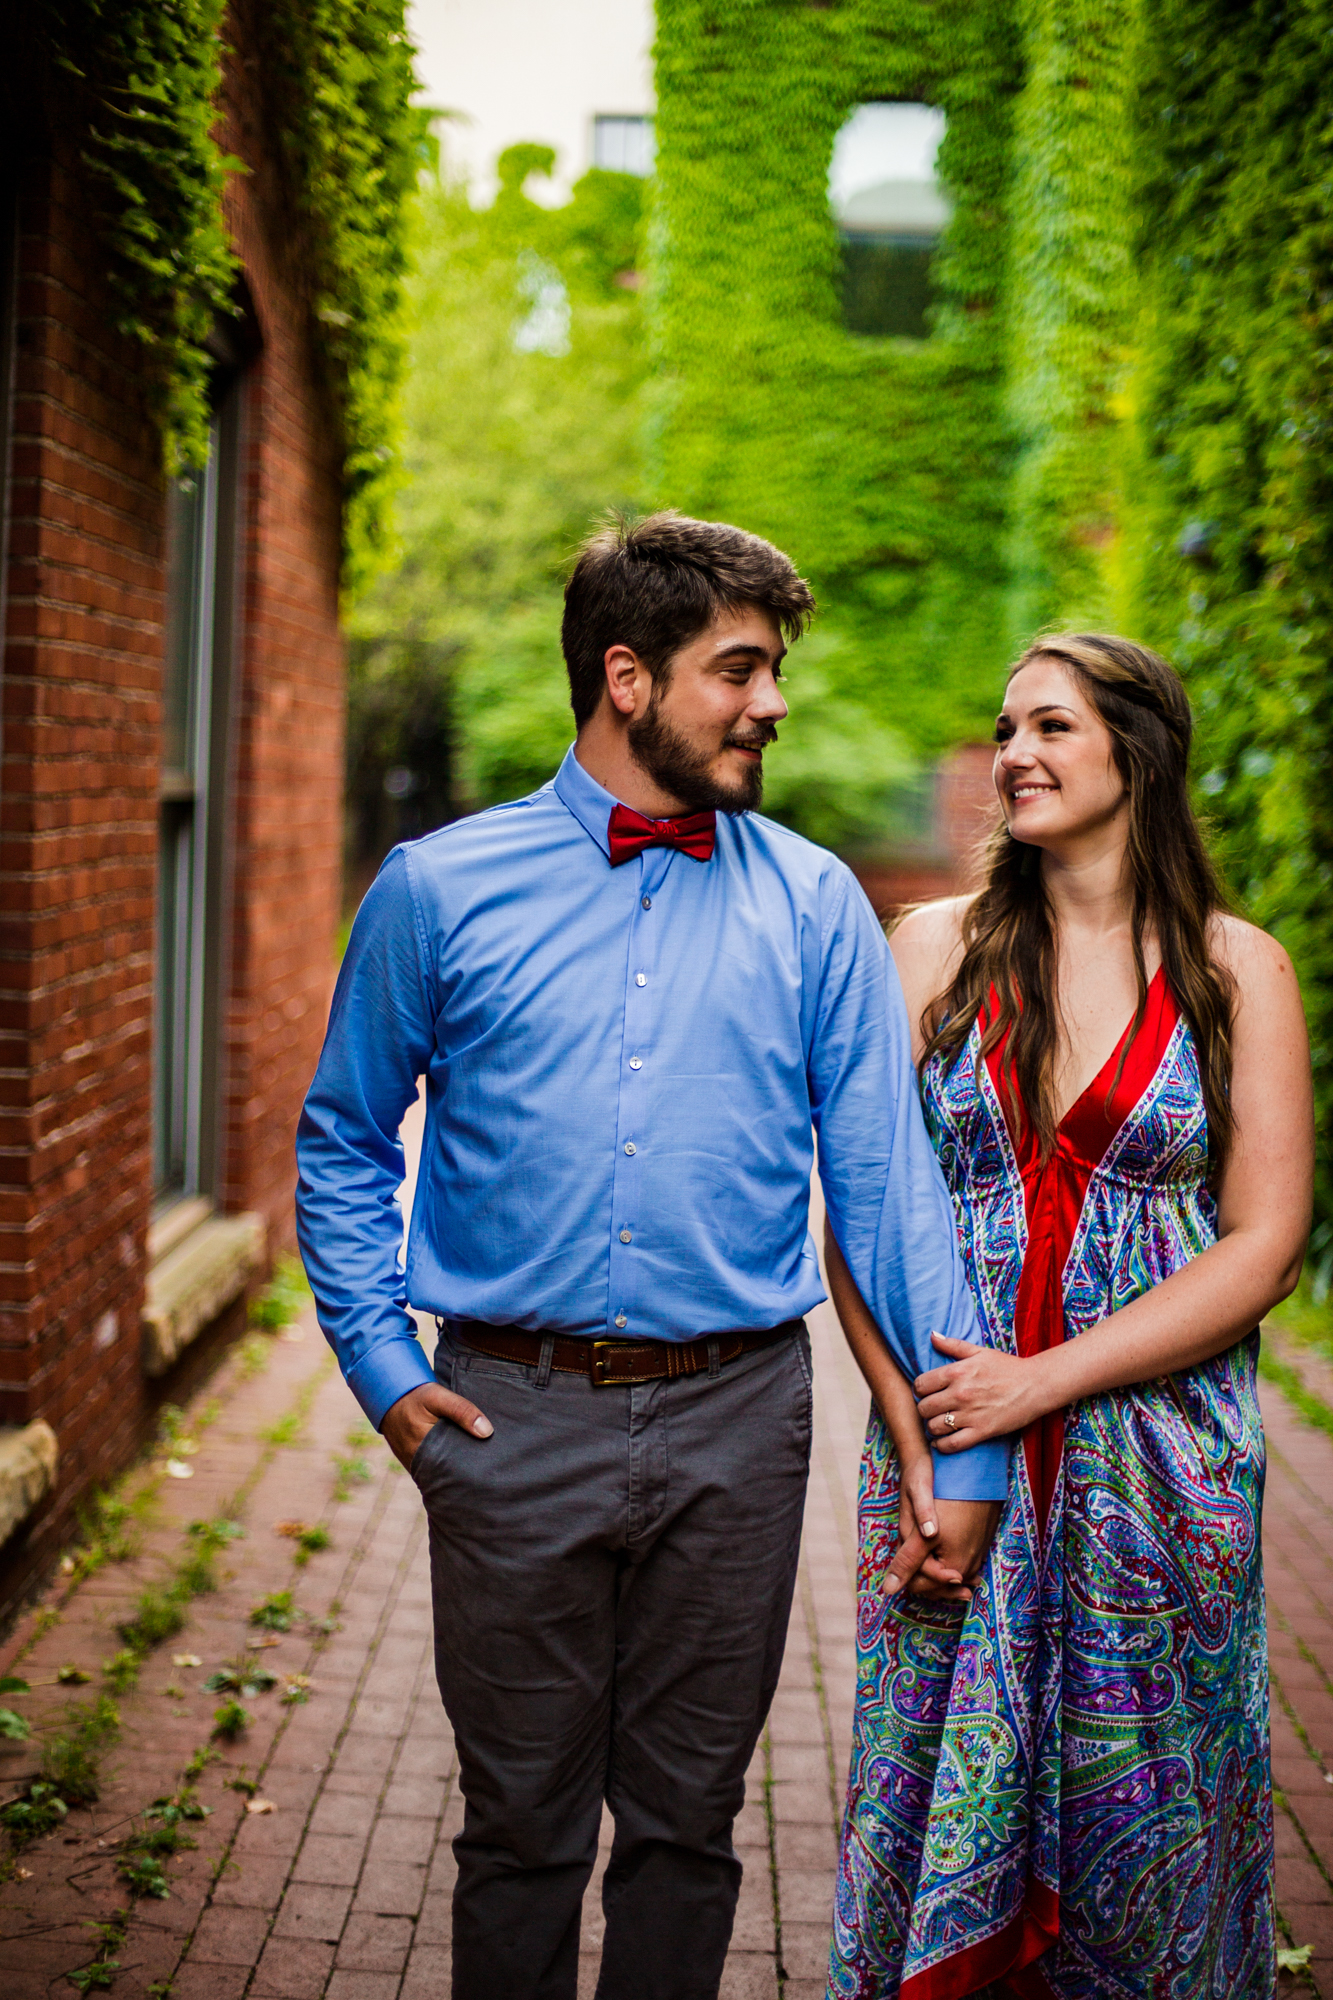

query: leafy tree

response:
[347,144,921,891]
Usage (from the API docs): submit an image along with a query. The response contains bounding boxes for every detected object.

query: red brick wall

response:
[216,67,345,1249]
[0,23,347,1621]
[0,152,163,1512]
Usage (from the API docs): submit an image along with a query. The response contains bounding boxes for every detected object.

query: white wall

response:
[409,0,655,207]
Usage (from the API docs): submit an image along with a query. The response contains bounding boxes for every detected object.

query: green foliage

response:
[66,1912,128,1993]
[346,156,650,874]
[1003,0,1136,638]
[247,0,426,586]
[293,1523,332,1565]
[650,0,1022,759]
[249,1590,295,1632]
[101,1650,142,1696]
[41,1696,122,1804]
[204,1660,278,1698]
[0,1675,30,1741]
[1005,0,1333,1248]
[119,1584,187,1651]
[37,0,239,472]
[210,1699,251,1740]
[116,1850,172,1898]
[260,1411,303,1447]
[37,2,419,574]
[248,1254,311,1332]
[0,1781,67,1842]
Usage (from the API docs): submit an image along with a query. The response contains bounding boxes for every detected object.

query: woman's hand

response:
[887,1455,997,1603]
[916,1334,1048,1450]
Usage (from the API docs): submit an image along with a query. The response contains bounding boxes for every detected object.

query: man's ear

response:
[604,643,649,718]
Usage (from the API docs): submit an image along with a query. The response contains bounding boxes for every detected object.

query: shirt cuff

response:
[346,1335,436,1431]
[931,1436,1010,1503]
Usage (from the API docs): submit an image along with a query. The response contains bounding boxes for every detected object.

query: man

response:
[296,512,1005,2000]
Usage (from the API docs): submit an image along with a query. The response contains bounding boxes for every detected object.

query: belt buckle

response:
[590,1339,626,1387]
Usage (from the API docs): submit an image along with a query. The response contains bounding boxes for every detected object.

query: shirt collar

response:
[552,744,616,859]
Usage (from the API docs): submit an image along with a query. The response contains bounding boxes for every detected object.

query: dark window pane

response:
[840,237,936,338]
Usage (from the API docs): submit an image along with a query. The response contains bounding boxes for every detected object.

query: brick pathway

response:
[1,1300,1332,1996]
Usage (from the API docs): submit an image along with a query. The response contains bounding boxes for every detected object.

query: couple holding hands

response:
[297,513,1309,2000]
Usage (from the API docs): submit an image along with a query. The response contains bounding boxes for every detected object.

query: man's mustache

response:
[725,726,778,752]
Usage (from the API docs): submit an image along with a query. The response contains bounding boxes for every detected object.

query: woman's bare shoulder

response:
[890,895,970,990]
[1206,909,1296,986]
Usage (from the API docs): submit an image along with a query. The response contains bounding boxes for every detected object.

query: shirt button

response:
[624,1142,636,1155]
[620,1229,632,1243]
[635,973,647,987]
[629,1057,642,1070]
[615,1312,628,1329]
[641,895,651,909]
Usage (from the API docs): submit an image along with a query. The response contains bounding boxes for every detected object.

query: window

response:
[592,114,655,177]
[154,373,241,1204]
[830,102,951,338]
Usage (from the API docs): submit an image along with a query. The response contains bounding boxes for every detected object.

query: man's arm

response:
[295,848,453,1435]
[809,871,1010,1503]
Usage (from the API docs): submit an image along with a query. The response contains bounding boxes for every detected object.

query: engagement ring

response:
[944,1411,957,1430]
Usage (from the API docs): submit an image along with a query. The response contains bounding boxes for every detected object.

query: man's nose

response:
[749,672,788,723]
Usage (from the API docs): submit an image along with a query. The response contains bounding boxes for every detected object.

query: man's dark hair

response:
[561,511,816,727]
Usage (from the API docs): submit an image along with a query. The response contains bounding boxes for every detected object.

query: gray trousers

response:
[410,1323,813,2000]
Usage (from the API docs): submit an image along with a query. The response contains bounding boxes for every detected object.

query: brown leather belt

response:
[454,1319,802,1387]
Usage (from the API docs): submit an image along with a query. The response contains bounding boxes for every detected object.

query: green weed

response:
[293,1524,332,1565]
[119,1584,187,1650]
[0,1674,31,1740]
[248,1254,310,1332]
[332,1448,374,1499]
[345,1420,376,1448]
[116,1850,171,1898]
[0,1781,68,1841]
[236,1333,272,1379]
[66,1911,129,1992]
[260,1410,303,1447]
[41,1695,121,1803]
[248,1589,295,1632]
[101,1650,141,1695]
[182,1744,220,1783]
[56,1665,92,1685]
[211,1700,251,1740]
[204,1660,278,1698]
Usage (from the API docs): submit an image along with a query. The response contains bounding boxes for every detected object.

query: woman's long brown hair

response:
[922,633,1236,1171]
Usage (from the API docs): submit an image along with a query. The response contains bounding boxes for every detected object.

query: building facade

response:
[0,16,352,1622]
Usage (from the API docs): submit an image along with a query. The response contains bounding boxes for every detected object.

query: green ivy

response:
[1001,0,1333,1249]
[244,0,427,588]
[36,0,421,582]
[38,0,239,474]
[650,0,1023,758]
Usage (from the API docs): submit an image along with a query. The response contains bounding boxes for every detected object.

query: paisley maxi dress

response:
[828,971,1275,1998]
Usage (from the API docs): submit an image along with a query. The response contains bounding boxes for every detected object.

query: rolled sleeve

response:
[811,873,1010,1503]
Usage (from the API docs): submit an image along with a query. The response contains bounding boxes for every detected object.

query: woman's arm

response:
[825,1223,992,1600]
[917,918,1315,1449]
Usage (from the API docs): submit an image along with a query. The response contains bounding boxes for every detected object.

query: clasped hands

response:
[886,1334,1047,1603]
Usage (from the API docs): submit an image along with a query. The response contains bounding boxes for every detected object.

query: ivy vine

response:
[39,0,239,475]
[36,0,421,585]
[650,0,1024,758]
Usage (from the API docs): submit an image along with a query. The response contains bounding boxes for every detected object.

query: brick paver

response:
[2,1289,1332,1995]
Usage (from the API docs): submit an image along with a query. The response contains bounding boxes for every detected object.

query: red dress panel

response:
[982,967,1178,1550]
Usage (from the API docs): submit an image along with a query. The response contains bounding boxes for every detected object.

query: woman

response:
[826,634,1312,1999]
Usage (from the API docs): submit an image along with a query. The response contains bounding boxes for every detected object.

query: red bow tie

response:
[607,802,717,867]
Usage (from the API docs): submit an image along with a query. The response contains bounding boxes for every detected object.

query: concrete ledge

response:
[0,1420,58,1546]
[142,1212,266,1377]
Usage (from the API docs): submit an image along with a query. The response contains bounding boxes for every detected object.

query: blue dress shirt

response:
[296,746,1008,1501]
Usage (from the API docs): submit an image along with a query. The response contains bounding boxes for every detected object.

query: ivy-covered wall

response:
[28,0,421,582]
[650,0,1022,757]
[652,0,1333,1246]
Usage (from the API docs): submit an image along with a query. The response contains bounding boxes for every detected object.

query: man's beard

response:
[628,693,776,814]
